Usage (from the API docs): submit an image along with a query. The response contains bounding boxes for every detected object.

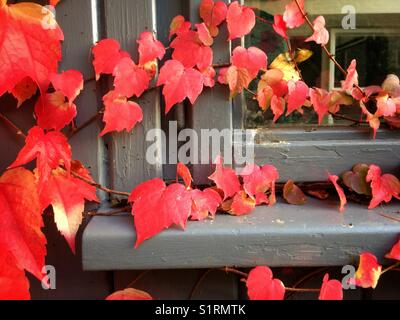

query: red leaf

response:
[310,87,330,125]
[9,77,37,108]
[208,156,241,200]
[169,15,191,40]
[49,0,60,6]
[318,274,343,300]
[202,66,216,88]
[157,60,204,113]
[113,57,150,98]
[0,1,64,96]
[227,1,255,40]
[271,95,285,123]
[35,91,77,131]
[100,91,143,136]
[272,15,288,39]
[259,69,288,97]
[231,46,267,78]
[230,190,256,216]
[241,163,279,206]
[366,164,400,209]
[0,249,30,300]
[49,70,83,104]
[106,288,153,300]
[39,161,99,253]
[341,59,358,91]
[199,0,227,37]
[283,0,305,29]
[0,168,46,281]
[9,126,72,187]
[328,173,347,213]
[171,30,213,72]
[247,266,285,300]
[190,188,222,221]
[376,94,397,117]
[196,22,214,46]
[137,31,165,66]
[221,66,251,98]
[177,162,192,189]
[305,16,329,45]
[129,179,192,247]
[353,252,382,289]
[257,85,274,111]
[222,46,267,97]
[286,80,308,116]
[385,239,400,261]
[92,39,130,80]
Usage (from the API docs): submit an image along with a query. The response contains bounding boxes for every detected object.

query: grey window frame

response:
[81,0,400,271]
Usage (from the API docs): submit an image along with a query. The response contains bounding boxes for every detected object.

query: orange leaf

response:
[0,1,64,96]
[0,249,30,300]
[9,77,37,108]
[354,252,382,289]
[283,180,306,205]
[106,288,152,300]
[177,162,192,189]
[328,173,347,213]
[0,168,46,281]
[385,239,400,261]
[199,0,227,37]
[366,164,400,209]
[38,161,99,253]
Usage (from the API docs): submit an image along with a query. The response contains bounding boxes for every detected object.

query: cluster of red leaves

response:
[90,0,400,138]
[128,158,281,247]
[0,0,100,299]
[93,0,259,129]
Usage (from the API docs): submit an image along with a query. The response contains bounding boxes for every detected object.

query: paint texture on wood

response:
[104,0,163,193]
[83,198,400,270]
[234,127,400,182]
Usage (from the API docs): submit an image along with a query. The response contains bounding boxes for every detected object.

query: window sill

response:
[82,199,400,271]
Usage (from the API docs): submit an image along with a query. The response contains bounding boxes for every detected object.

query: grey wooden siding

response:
[104,0,163,193]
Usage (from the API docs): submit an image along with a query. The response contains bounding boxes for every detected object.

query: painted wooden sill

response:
[82,198,400,271]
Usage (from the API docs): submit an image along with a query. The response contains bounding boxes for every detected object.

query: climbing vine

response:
[0,0,399,300]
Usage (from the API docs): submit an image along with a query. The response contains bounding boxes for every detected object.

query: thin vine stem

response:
[69,107,104,138]
[0,112,27,139]
[60,165,131,197]
[328,111,364,124]
[126,270,152,288]
[293,0,364,95]
[381,262,400,275]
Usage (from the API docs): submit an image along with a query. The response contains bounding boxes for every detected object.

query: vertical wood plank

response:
[104,0,163,193]
[56,0,104,186]
[188,0,234,185]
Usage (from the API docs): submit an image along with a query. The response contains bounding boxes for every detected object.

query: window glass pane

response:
[244,0,400,128]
